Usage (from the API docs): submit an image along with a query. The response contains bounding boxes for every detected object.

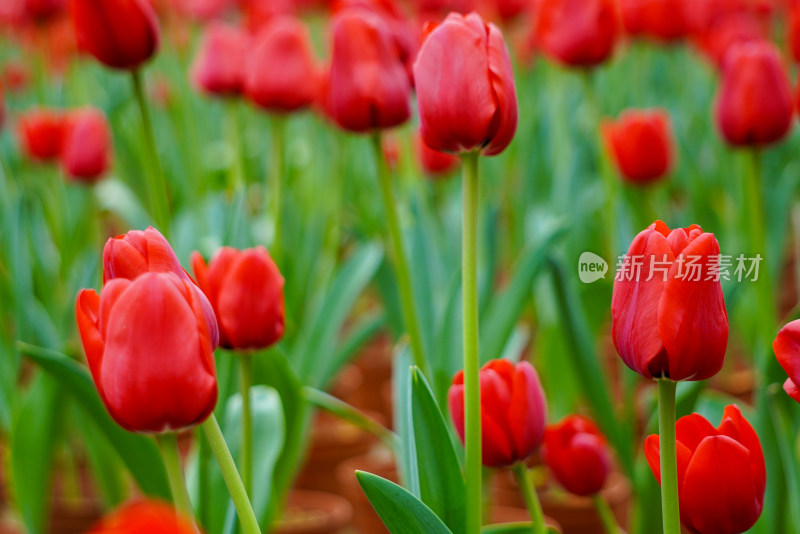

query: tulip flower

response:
[534,0,621,68]
[17,108,66,162]
[621,0,689,41]
[61,107,112,183]
[611,221,728,381]
[413,11,518,156]
[177,0,235,21]
[644,405,766,534]
[602,109,674,185]
[191,246,285,351]
[772,319,800,402]
[697,12,764,67]
[102,227,189,284]
[449,359,547,467]
[714,41,793,147]
[417,134,460,177]
[791,5,800,64]
[22,0,67,22]
[87,500,196,534]
[69,0,160,70]
[543,415,612,496]
[244,16,319,112]
[192,23,248,97]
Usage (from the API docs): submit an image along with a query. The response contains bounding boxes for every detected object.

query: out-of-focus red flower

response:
[191,23,248,97]
[414,0,477,21]
[449,359,547,467]
[240,0,299,29]
[70,0,160,70]
[644,405,766,534]
[148,75,173,108]
[192,246,285,351]
[533,0,621,67]
[102,227,189,285]
[792,5,800,63]
[2,62,30,92]
[61,107,112,183]
[715,41,793,147]
[87,500,197,533]
[697,12,764,66]
[22,0,67,22]
[417,133,460,177]
[17,108,67,162]
[602,108,674,185]
[612,221,728,381]
[772,319,800,402]
[414,11,518,156]
[621,0,690,41]
[177,0,235,20]
[543,415,612,496]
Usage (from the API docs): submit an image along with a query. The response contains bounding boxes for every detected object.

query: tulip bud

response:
[602,109,674,185]
[87,500,197,533]
[621,0,689,41]
[102,227,188,284]
[534,0,621,67]
[192,23,248,97]
[772,320,800,402]
[61,107,112,183]
[644,405,766,534]
[611,221,728,381]
[714,41,793,147]
[414,12,518,156]
[416,133,459,177]
[69,0,160,70]
[449,359,547,467]
[17,108,67,162]
[543,415,612,496]
[192,246,285,351]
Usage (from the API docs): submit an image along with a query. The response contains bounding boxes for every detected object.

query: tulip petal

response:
[773,319,800,395]
[448,383,465,443]
[784,378,800,403]
[717,404,766,499]
[508,361,546,459]
[483,21,517,156]
[76,289,105,398]
[675,412,718,452]
[643,433,693,487]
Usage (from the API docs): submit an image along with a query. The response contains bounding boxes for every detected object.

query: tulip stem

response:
[239,355,254,499]
[270,116,287,265]
[593,494,619,534]
[131,69,171,235]
[657,379,681,534]
[201,414,262,534]
[512,463,547,534]
[462,150,482,534]
[156,433,195,521]
[744,149,774,339]
[370,131,429,378]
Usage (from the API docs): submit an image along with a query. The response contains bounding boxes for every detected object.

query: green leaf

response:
[482,523,561,534]
[356,471,453,534]
[392,346,419,495]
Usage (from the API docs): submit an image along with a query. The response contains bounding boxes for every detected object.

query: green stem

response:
[462,151,482,534]
[370,131,429,377]
[156,433,195,521]
[512,463,547,534]
[131,69,171,234]
[657,379,681,534]
[593,494,619,534]
[239,355,254,498]
[201,414,261,534]
[270,117,287,264]
[226,100,245,193]
[744,149,774,340]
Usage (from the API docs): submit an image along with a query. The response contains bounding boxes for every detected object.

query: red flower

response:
[191,23,248,97]
[244,16,319,112]
[17,108,67,162]
[69,0,160,70]
[698,12,764,67]
[192,246,285,351]
[621,0,689,41]
[102,227,188,284]
[791,4,800,63]
[417,133,460,177]
[611,221,728,381]
[644,405,766,534]
[602,108,674,185]
[772,319,800,402]
[61,107,112,182]
[87,500,196,533]
[534,0,621,67]
[413,11,518,156]
[449,359,547,467]
[543,415,612,496]
[176,0,235,21]
[22,0,67,22]
[714,41,793,146]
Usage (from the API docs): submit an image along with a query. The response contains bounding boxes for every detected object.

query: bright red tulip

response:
[543,415,612,496]
[69,0,160,70]
[192,246,285,351]
[534,0,621,67]
[87,500,197,533]
[414,12,518,156]
[772,320,800,402]
[102,227,189,284]
[177,0,235,20]
[417,133,460,177]
[644,405,766,534]
[191,23,248,97]
[449,359,547,467]
[715,41,793,146]
[17,108,66,162]
[611,221,728,381]
[244,17,319,112]
[602,108,674,185]
[621,0,689,41]
[61,107,112,182]
[791,4,800,63]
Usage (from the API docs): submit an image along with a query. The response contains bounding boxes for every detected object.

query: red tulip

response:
[87,500,197,533]
[449,359,547,467]
[715,41,793,146]
[17,108,66,162]
[621,0,689,41]
[69,0,160,70]
[772,319,800,402]
[791,4,800,63]
[22,0,67,22]
[543,415,612,496]
[494,0,528,21]
[413,12,518,156]
[534,0,621,67]
[244,17,319,112]
[192,246,285,351]
[61,107,112,182]
[324,8,411,132]
[611,221,728,381]
[176,0,235,21]
[602,108,674,185]
[698,12,764,67]
[191,23,248,97]
[102,227,190,284]
[416,133,459,177]
[644,405,766,534]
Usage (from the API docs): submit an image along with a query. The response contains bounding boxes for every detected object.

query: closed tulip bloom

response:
[69,0,160,70]
[534,0,621,67]
[715,41,793,146]
[449,359,547,467]
[61,107,112,182]
[644,405,766,534]
[192,246,285,351]
[192,23,248,96]
[543,415,612,496]
[611,221,728,381]
[244,17,319,112]
[602,109,674,185]
[87,500,196,533]
[414,12,518,156]
[417,134,460,177]
[325,8,411,132]
[621,0,689,41]
[772,320,800,402]
[17,108,66,162]
[102,227,188,284]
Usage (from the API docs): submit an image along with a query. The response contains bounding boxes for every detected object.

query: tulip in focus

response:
[87,500,197,533]
[772,319,800,402]
[534,0,621,67]
[543,415,612,496]
[61,107,112,182]
[449,359,547,467]
[102,227,189,284]
[602,108,674,185]
[192,23,248,97]
[17,108,66,162]
[644,405,766,534]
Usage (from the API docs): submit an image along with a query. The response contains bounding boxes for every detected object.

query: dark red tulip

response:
[449,359,547,467]
[17,108,66,162]
[611,221,728,381]
[414,12,518,156]
[416,133,459,177]
[621,0,689,41]
[543,415,612,496]
[22,0,67,22]
[191,23,248,97]
[772,320,800,402]
[61,107,112,183]
[644,405,766,534]
[602,108,674,185]
[192,246,285,351]
[87,500,197,533]
[102,227,189,284]
[715,41,793,147]
[534,0,621,67]
[69,0,160,70]
[244,17,319,112]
